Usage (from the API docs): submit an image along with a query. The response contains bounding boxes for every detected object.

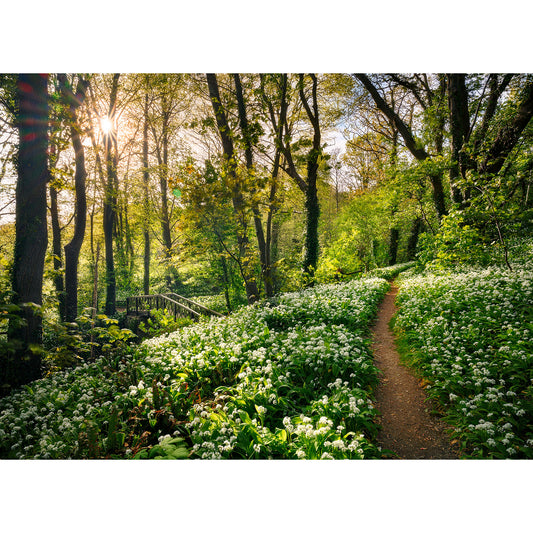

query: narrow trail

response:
[371,284,460,459]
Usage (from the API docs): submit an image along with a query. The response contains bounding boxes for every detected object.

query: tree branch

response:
[354,74,430,161]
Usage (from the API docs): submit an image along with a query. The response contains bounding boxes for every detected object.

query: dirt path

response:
[371,284,460,459]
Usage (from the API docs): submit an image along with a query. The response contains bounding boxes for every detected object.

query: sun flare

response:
[100,116,113,135]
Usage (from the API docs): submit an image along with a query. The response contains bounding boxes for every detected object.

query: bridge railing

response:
[126,293,223,321]
[164,293,224,318]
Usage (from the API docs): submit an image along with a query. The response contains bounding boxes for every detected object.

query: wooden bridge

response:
[126,293,223,321]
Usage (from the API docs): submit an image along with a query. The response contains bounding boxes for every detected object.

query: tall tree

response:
[142,89,151,295]
[447,73,471,205]
[258,73,289,295]
[233,73,274,297]
[7,74,49,389]
[102,73,120,315]
[148,74,183,291]
[206,73,260,303]
[58,74,89,322]
[277,74,323,277]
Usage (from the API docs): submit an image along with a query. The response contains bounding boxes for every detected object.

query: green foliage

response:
[0,303,27,395]
[133,436,189,459]
[417,210,492,269]
[42,321,90,375]
[138,308,193,338]
[316,190,391,283]
[42,310,137,376]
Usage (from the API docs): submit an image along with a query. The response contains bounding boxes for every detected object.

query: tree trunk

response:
[7,74,49,390]
[219,253,232,312]
[150,86,179,291]
[303,154,320,275]
[49,183,66,320]
[233,73,273,297]
[388,227,399,265]
[206,73,260,303]
[407,217,423,260]
[142,92,151,295]
[92,241,100,313]
[260,73,288,296]
[299,74,321,277]
[160,94,173,260]
[447,74,470,205]
[59,74,89,322]
[103,73,120,316]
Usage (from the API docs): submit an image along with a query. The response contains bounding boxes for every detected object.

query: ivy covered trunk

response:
[388,227,399,266]
[303,153,320,276]
[299,75,322,278]
[7,74,49,391]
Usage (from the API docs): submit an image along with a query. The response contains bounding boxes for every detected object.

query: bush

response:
[417,211,492,269]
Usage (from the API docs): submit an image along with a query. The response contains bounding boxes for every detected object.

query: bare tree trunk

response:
[49,183,66,320]
[92,241,100,312]
[142,92,151,295]
[7,74,49,390]
[59,74,89,322]
[260,74,288,295]
[103,73,120,316]
[219,253,232,312]
[150,84,179,291]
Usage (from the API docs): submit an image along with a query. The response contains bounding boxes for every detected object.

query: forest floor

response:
[371,283,461,459]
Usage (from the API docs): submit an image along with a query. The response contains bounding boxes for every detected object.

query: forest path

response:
[371,283,460,459]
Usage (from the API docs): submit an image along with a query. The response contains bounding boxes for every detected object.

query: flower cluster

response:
[0,358,133,458]
[395,266,533,458]
[0,277,389,459]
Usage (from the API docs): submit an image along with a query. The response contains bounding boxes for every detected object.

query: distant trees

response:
[354,74,448,220]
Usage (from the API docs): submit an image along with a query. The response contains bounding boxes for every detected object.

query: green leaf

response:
[277,429,287,442]
[238,410,252,424]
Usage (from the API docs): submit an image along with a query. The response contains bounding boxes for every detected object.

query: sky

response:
[2,1,531,73]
